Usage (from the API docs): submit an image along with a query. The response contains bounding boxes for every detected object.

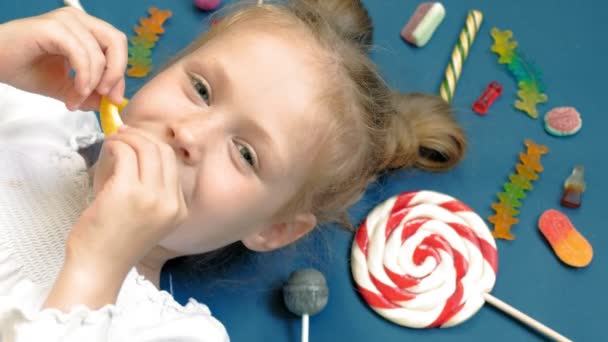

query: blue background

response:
[1,0,605,341]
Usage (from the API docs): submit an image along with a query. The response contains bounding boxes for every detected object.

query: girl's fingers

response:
[107,77,126,106]
[158,140,181,194]
[103,139,139,187]
[111,127,164,187]
[61,17,107,107]
[130,127,178,189]
[38,18,91,96]
[83,15,128,99]
[113,127,185,216]
[158,139,188,220]
[78,92,102,111]
[76,77,123,111]
[38,7,127,108]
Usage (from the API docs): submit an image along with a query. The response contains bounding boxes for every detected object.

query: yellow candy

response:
[99,96,128,136]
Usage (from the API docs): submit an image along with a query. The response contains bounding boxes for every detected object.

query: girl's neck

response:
[136,261,162,288]
[136,245,178,289]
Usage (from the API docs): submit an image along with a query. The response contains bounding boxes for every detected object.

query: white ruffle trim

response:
[0,235,211,324]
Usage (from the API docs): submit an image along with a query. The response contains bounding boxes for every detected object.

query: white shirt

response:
[0,83,229,342]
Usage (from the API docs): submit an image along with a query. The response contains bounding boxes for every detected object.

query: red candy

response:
[473,81,503,115]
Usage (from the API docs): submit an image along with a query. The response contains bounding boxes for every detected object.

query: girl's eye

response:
[191,76,210,105]
[237,144,257,168]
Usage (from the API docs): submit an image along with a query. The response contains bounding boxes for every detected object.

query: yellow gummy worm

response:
[99,95,128,136]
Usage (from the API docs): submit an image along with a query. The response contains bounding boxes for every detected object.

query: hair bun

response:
[295,0,373,49]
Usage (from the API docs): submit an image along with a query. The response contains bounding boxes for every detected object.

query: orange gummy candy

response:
[538,209,592,267]
[524,139,549,157]
[148,8,172,23]
[488,213,519,240]
[127,65,154,78]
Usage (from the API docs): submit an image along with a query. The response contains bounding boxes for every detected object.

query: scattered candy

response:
[283,269,329,342]
[439,10,483,103]
[99,96,128,136]
[401,2,445,47]
[561,166,586,208]
[538,209,593,267]
[351,190,498,328]
[351,191,573,341]
[488,139,549,240]
[472,81,503,115]
[544,107,582,136]
[194,0,222,11]
[490,28,548,119]
[127,8,173,78]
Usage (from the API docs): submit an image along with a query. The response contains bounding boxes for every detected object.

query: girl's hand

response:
[0,7,127,111]
[67,126,188,278]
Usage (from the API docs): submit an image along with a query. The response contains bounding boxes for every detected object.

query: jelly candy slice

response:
[538,209,592,267]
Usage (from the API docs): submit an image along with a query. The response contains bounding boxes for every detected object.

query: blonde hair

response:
[173,0,466,229]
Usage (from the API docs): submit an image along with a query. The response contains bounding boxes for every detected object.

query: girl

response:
[0,0,465,340]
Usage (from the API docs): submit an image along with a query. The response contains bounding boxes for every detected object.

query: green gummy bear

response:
[130,35,156,49]
[491,27,548,119]
[509,173,533,191]
[128,56,152,67]
[515,81,548,119]
[490,28,517,64]
[491,201,520,218]
[504,182,527,200]
[498,191,523,209]
[129,45,152,58]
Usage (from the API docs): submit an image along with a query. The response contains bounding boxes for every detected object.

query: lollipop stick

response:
[302,314,309,342]
[64,0,85,11]
[483,293,572,342]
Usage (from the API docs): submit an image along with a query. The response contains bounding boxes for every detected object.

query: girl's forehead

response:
[189,26,331,106]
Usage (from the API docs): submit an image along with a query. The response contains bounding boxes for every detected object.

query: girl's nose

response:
[166,121,202,165]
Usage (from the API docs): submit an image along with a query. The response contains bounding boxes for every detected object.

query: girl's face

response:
[94,25,326,256]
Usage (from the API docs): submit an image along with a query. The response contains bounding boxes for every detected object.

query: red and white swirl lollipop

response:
[351,191,572,341]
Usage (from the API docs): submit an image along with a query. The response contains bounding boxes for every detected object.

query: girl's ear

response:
[241,212,317,252]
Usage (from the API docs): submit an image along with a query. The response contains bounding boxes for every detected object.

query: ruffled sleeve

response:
[0,268,229,342]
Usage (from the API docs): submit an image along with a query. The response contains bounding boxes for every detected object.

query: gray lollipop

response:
[283,268,329,342]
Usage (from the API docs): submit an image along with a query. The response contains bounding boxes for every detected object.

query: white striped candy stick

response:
[439,10,483,103]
